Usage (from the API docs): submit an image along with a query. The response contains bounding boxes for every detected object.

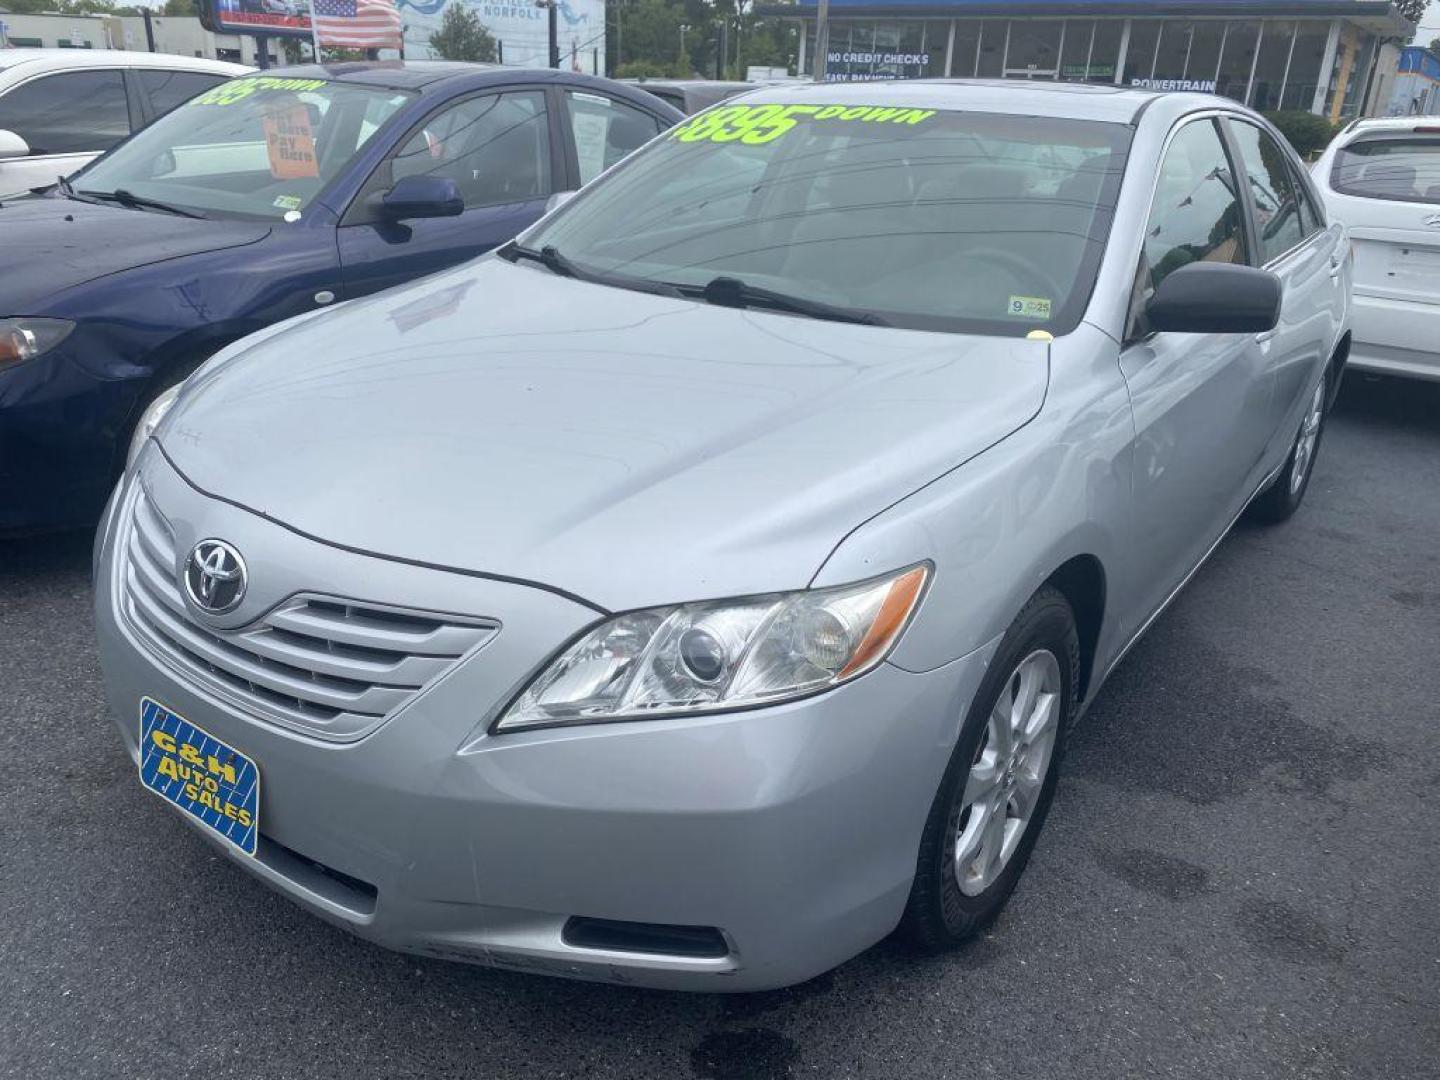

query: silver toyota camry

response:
[95,80,1350,991]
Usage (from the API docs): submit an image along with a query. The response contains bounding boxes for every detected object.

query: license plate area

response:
[138,697,260,856]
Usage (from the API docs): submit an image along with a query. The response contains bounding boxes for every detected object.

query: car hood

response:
[0,198,270,313]
[161,259,1049,611]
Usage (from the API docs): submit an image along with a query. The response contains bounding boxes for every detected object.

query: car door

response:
[1225,117,1340,452]
[0,68,134,198]
[556,87,666,190]
[1118,115,1276,625]
[337,88,559,299]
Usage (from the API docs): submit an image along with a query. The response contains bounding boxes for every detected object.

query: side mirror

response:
[379,175,464,220]
[0,129,31,161]
[1146,262,1281,335]
[545,190,578,214]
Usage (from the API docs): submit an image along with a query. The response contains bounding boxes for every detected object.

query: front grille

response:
[119,486,497,742]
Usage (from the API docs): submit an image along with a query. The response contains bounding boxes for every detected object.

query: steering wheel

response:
[962,247,1066,307]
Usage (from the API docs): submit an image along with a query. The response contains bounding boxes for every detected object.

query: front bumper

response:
[0,347,143,532]
[95,452,991,991]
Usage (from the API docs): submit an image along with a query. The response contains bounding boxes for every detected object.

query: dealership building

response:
[772,1,1417,122]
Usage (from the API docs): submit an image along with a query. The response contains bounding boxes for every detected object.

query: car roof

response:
[733,78,1178,124]
[0,49,247,74]
[1337,116,1440,140]
[626,80,753,91]
[254,62,683,117]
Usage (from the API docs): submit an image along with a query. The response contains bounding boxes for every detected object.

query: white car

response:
[0,50,248,200]
[1313,117,1440,380]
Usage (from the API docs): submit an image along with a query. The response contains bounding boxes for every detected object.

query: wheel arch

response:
[1327,330,1351,412]
[1042,554,1107,703]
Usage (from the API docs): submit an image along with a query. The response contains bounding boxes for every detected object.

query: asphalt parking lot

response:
[2,374,1437,1080]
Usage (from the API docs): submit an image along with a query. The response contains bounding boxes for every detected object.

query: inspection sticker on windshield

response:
[273,194,302,211]
[1008,296,1053,320]
[672,103,936,145]
[138,698,259,856]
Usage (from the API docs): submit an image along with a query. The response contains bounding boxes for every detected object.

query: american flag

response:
[312,0,402,50]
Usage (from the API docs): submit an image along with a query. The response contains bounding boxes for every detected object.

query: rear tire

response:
[899,586,1078,948]
[1248,372,1328,525]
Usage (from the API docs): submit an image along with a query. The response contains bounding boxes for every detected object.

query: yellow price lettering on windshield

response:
[193,76,327,107]
[672,103,936,145]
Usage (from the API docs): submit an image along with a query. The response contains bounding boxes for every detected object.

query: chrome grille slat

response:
[128,532,190,621]
[234,627,451,687]
[118,486,498,742]
[265,604,482,655]
[125,564,408,714]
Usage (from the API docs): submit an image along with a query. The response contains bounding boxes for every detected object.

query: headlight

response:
[496,565,929,732]
[0,318,75,368]
[125,383,182,470]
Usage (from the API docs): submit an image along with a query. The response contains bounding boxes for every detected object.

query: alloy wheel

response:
[1290,379,1326,496]
[953,648,1063,897]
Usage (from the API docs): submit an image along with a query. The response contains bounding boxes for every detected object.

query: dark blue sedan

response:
[0,62,681,532]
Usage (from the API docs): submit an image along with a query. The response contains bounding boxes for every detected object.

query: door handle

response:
[1328,256,1343,279]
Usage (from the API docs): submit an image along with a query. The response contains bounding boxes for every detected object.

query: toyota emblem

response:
[183,539,247,615]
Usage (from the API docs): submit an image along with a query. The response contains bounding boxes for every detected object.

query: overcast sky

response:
[1421,0,1440,37]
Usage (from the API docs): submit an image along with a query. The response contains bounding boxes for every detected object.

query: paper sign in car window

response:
[572,110,611,184]
[1008,296,1053,320]
[263,104,318,180]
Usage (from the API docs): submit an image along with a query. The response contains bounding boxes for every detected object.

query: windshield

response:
[522,102,1132,335]
[1331,136,1440,205]
[75,75,413,220]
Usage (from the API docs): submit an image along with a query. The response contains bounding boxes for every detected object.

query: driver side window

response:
[1130,119,1247,337]
[391,91,551,209]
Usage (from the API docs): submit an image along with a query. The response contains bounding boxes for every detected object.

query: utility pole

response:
[536,0,558,68]
[811,0,828,81]
[142,7,156,51]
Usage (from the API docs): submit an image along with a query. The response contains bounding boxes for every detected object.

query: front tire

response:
[1248,372,1328,524]
[899,586,1078,948]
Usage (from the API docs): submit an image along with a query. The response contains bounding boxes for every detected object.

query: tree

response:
[428,4,497,64]
[1431,37,1440,55]
[1394,0,1429,40]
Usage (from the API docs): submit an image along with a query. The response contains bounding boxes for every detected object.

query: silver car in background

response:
[95,81,1350,991]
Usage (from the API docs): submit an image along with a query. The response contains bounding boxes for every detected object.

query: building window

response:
[952,20,982,77]
[1282,22,1334,112]
[1249,21,1297,112]
[976,19,1006,77]
[1215,21,1262,102]
[1006,19,1064,76]
[1087,21,1125,83]
[821,20,944,81]
[1123,21,1161,85]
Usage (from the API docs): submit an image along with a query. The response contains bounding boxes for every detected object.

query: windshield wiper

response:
[687,276,888,327]
[499,242,683,298]
[76,188,205,219]
[51,175,101,204]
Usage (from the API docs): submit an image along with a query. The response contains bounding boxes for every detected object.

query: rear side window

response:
[138,69,229,119]
[1231,122,1307,264]
[1331,137,1440,205]
[564,90,663,185]
[1142,119,1247,291]
[0,69,130,155]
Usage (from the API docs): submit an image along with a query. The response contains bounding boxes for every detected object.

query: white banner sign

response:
[397,0,606,72]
